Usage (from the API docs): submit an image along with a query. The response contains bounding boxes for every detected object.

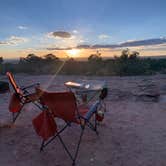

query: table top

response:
[65,80,106,91]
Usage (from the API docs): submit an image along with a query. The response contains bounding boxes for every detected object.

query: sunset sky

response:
[0,0,166,60]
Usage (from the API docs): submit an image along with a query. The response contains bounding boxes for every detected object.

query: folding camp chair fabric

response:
[33,110,57,140]
[39,91,79,123]
[6,72,107,166]
[9,93,22,113]
[6,71,40,123]
[33,90,101,166]
[39,91,100,123]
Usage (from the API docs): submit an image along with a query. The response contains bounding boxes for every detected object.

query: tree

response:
[129,51,139,60]
[44,54,59,62]
[0,57,3,64]
[88,50,102,63]
[24,54,42,63]
[113,49,147,76]
[87,51,103,75]
[120,49,130,61]
[67,57,75,62]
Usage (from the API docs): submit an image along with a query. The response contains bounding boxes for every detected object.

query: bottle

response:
[96,110,104,121]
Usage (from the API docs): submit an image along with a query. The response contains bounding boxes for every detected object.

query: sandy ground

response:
[1,74,166,166]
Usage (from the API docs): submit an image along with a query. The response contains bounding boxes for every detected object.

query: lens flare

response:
[66,49,80,57]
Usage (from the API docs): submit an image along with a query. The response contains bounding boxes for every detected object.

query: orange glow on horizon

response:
[66,49,81,58]
[1,48,166,60]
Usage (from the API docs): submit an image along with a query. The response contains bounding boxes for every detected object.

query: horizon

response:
[0,0,166,59]
[3,54,166,63]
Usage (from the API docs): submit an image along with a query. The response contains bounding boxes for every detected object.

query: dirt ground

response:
[1,74,166,166]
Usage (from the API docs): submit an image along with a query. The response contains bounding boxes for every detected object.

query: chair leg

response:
[12,105,24,123]
[95,114,97,130]
[12,112,15,123]
[12,111,21,123]
[57,135,74,162]
[86,121,99,135]
[39,124,68,151]
[40,140,45,152]
[72,126,85,166]
[94,115,99,135]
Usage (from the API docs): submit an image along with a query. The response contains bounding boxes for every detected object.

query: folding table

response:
[65,80,107,105]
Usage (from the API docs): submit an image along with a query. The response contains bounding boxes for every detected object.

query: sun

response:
[66,49,80,57]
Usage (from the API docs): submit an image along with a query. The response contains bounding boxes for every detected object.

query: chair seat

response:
[78,106,89,117]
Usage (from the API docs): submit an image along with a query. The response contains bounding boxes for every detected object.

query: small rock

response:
[0,81,9,93]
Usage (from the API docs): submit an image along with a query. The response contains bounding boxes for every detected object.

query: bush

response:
[1,50,166,76]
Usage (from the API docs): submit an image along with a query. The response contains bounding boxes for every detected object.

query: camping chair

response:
[33,91,104,166]
[6,72,40,123]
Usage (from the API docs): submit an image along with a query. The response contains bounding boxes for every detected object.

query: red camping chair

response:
[33,91,102,166]
[6,72,40,123]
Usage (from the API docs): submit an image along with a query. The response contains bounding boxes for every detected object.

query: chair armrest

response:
[21,83,40,90]
[84,101,100,120]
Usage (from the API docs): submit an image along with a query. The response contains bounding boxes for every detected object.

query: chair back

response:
[99,88,108,100]
[6,72,22,95]
[40,91,78,123]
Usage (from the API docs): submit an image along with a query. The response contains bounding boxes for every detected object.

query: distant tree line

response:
[0,49,166,76]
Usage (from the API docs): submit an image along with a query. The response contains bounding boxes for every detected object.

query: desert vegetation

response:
[0,49,166,76]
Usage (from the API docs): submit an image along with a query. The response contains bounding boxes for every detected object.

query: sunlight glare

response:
[66,49,81,57]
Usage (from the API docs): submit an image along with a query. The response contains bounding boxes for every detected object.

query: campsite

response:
[0,0,166,165]
[1,74,166,166]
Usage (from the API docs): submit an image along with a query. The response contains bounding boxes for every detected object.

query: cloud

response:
[46,31,72,39]
[44,30,85,50]
[119,39,136,44]
[49,31,72,38]
[47,47,73,50]
[76,44,117,49]
[120,38,166,47]
[44,37,166,51]
[0,36,29,45]
[45,32,55,39]
[18,25,28,30]
[77,38,166,49]
[0,41,7,45]
[77,45,91,49]
[72,30,79,34]
[98,34,110,40]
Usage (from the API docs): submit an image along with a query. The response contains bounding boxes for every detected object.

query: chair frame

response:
[37,92,104,166]
[6,72,40,123]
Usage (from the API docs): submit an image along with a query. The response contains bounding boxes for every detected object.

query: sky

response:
[0,0,166,59]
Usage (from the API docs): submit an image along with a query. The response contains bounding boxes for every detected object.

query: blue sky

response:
[0,0,166,58]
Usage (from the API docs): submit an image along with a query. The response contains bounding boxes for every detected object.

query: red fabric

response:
[96,114,104,121]
[75,107,89,124]
[96,110,104,122]
[32,110,57,140]
[78,105,89,117]
[40,92,78,123]
[9,93,22,113]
